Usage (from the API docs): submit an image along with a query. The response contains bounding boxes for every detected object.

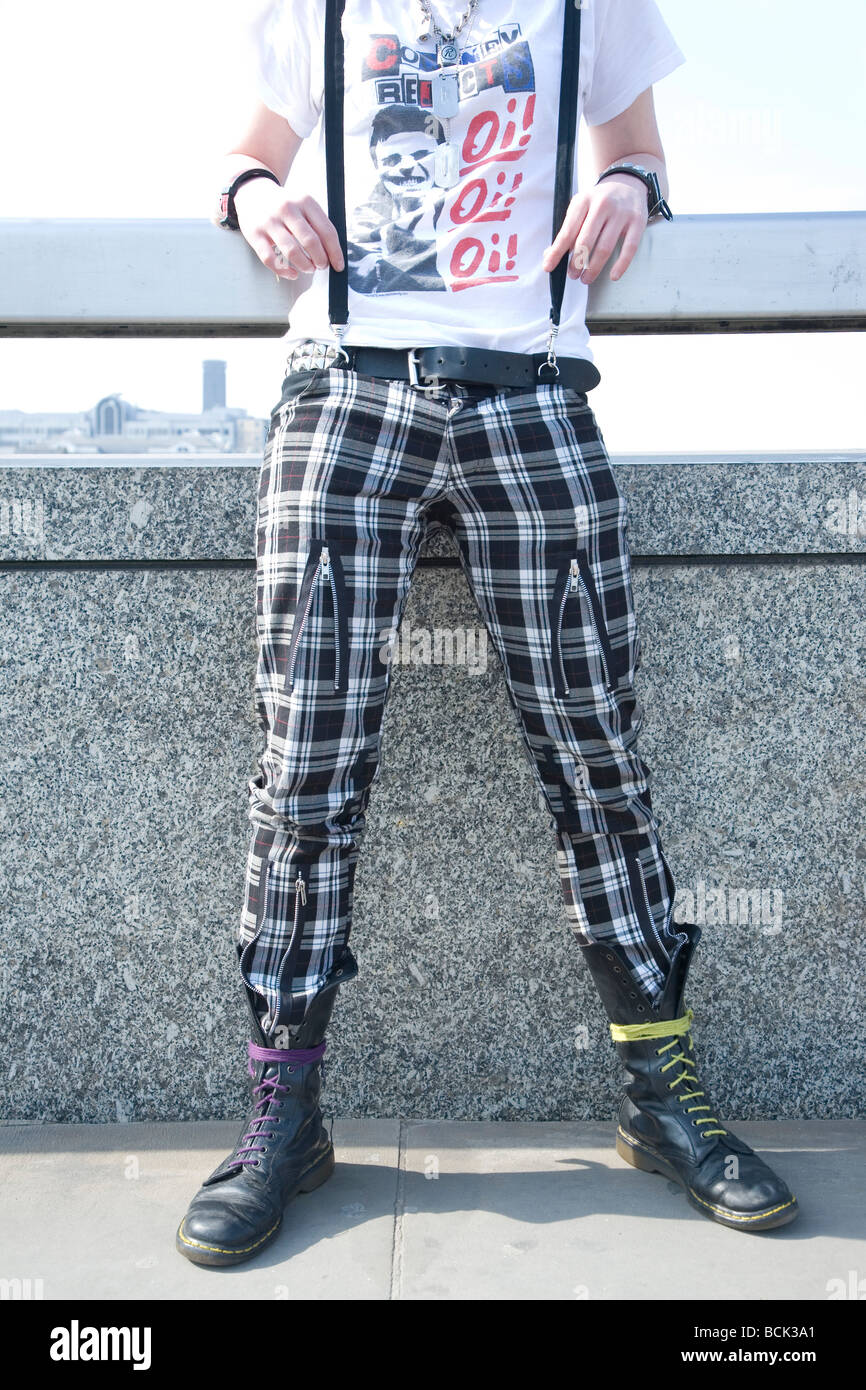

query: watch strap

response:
[596,164,673,222]
[216,167,281,230]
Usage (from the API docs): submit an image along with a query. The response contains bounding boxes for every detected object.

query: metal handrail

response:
[1,212,864,337]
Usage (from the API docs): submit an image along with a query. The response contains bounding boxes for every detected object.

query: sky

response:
[0,0,864,453]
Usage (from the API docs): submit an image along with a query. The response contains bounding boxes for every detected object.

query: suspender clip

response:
[331,322,351,365]
[537,323,560,379]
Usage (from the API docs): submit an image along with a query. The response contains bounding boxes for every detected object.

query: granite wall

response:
[1,453,864,1123]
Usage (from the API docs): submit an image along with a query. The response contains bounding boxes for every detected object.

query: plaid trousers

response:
[239,347,684,1034]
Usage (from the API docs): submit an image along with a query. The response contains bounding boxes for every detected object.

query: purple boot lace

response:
[234,1040,327,1167]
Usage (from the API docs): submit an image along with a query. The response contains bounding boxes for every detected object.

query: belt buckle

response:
[407,348,441,395]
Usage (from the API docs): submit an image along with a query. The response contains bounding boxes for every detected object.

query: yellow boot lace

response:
[610,1008,727,1139]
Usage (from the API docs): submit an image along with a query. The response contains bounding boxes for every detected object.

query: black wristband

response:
[216,168,281,230]
[596,164,673,223]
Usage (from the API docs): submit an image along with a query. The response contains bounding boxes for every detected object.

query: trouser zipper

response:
[285,542,349,694]
[624,850,671,976]
[319,547,343,691]
[273,867,309,1028]
[294,871,307,914]
[552,554,616,696]
[239,864,309,1009]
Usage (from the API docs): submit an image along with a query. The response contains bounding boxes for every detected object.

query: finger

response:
[273,217,319,273]
[570,243,590,278]
[283,197,345,271]
[252,232,298,280]
[579,216,629,285]
[608,220,644,282]
[299,197,346,272]
[541,192,591,270]
[566,204,609,279]
[543,193,590,268]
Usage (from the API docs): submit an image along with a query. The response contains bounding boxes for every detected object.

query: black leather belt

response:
[340,345,601,394]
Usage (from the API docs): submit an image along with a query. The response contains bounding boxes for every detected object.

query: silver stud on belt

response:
[284,339,351,375]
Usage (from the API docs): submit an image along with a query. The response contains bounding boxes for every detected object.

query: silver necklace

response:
[416,0,481,188]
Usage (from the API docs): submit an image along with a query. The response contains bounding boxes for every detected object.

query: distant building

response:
[202,360,227,413]
[0,360,268,455]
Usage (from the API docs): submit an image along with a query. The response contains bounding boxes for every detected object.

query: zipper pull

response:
[569,558,580,592]
[320,546,330,583]
[295,873,307,905]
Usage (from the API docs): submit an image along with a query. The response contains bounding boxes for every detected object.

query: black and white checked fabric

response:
[239,346,684,1033]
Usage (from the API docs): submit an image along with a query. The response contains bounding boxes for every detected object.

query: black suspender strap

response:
[543,0,582,375]
[324,0,582,370]
[324,0,349,342]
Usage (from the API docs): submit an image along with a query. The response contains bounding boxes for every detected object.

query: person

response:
[347,105,449,293]
[176,0,798,1268]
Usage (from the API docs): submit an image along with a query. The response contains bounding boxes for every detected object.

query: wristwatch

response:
[596,163,673,222]
[214,167,281,230]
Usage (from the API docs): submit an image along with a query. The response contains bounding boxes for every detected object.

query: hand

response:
[233,179,345,279]
[541,175,648,285]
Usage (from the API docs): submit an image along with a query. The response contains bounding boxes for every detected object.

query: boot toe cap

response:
[697,1152,798,1224]
[178,1189,280,1261]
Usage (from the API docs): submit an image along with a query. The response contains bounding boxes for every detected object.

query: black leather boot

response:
[176,949,358,1267]
[581,923,798,1231]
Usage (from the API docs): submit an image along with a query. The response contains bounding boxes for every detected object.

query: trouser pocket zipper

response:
[285,541,349,694]
[238,862,310,1031]
[274,869,308,1029]
[623,850,671,976]
[551,554,616,697]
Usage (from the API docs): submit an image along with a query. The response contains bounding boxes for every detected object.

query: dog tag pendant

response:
[433,141,459,189]
[432,69,459,119]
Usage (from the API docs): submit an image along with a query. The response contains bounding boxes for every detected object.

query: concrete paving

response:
[1,1120,863,1301]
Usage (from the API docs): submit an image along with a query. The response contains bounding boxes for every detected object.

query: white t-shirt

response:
[244,0,684,360]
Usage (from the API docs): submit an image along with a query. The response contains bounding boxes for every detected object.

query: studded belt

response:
[284,340,601,395]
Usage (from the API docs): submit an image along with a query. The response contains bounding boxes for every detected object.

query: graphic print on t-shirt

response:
[347,23,535,297]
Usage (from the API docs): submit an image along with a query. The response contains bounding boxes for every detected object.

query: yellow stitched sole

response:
[688,1188,797,1223]
[177,1217,280,1257]
[616,1126,798,1226]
